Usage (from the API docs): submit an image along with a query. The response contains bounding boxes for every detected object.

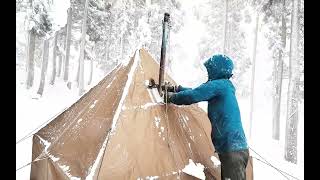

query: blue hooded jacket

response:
[169,54,248,153]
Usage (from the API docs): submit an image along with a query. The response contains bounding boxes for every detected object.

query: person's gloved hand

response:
[163,90,174,103]
[161,82,179,92]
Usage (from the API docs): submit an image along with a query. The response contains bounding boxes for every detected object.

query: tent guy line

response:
[16,107,68,144]
[249,146,298,180]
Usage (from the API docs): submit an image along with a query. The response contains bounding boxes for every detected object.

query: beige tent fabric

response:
[30,49,253,180]
[30,52,135,180]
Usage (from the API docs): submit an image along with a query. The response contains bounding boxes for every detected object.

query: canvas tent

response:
[30,49,253,180]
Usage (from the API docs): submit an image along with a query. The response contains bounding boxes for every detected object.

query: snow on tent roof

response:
[30,49,253,180]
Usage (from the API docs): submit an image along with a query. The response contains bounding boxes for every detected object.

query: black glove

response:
[163,90,174,103]
[161,82,179,92]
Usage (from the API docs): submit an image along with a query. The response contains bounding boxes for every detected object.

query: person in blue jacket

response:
[164,54,249,180]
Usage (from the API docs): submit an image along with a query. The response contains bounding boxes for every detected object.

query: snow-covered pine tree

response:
[249,7,260,138]
[64,7,73,82]
[50,31,58,85]
[285,0,300,164]
[262,0,290,140]
[78,0,89,95]
[26,0,53,89]
[37,38,49,95]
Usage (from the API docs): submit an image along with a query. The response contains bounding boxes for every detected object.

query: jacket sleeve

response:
[170,81,222,105]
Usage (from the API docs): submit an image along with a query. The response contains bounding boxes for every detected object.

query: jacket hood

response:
[204,54,234,80]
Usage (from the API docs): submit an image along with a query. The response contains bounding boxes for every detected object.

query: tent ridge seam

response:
[86,49,140,180]
[110,49,140,133]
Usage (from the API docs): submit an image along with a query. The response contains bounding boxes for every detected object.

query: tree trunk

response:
[78,0,89,95]
[76,61,80,87]
[147,11,151,23]
[249,13,259,138]
[57,50,62,77]
[64,7,72,82]
[57,30,64,77]
[107,24,112,62]
[26,29,36,89]
[285,0,300,164]
[62,25,67,77]
[107,41,111,64]
[37,39,49,95]
[222,0,228,54]
[50,31,58,85]
[272,54,284,140]
[88,56,93,85]
[272,0,286,140]
[104,41,107,63]
[120,35,124,61]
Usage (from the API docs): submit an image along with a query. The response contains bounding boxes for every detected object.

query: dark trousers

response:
[218,149,249,180]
